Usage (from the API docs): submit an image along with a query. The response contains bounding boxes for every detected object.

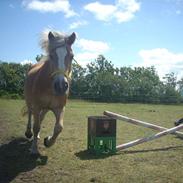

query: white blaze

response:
[56,46,67,70]
[55,46,69,94]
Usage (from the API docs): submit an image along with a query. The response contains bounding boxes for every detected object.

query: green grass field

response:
[0,99,183,183]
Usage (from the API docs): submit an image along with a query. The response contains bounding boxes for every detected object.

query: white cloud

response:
[74,52,99,66]
[138,48,183,79]
[114,11,134,23]
[22,0,77,17]
[75,38,110,66]
[84,2,117,22]
[20,59,35,65]
[77,38,110,53]
[69,20,88,29]
[84,0,140,23]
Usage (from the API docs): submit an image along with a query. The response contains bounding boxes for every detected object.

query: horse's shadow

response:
[0,137,48,183]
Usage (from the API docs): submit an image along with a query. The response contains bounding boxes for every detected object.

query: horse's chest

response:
[38,94,66,109]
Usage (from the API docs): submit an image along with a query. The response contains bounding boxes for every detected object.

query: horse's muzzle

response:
[53,76,69,96]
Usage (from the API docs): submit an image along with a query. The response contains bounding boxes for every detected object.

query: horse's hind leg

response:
[25,110,33,139]
[44,108,64,147]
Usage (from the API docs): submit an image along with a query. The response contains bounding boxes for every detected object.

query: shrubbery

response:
[0,56,183,103]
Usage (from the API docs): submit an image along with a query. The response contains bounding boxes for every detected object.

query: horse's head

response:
[46,31,76,96]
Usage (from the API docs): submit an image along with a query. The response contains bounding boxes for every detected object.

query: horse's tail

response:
[21,105,28,116]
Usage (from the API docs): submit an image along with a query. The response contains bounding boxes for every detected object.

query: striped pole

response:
[116,124,183,151]
[104,111,183,138]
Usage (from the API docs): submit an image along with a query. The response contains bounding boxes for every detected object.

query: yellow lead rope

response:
[73,58,82,68]
[51,69,70,79]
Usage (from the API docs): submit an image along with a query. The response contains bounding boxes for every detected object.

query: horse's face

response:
[48,31,76,96]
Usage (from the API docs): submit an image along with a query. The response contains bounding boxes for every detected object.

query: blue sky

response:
[1,0,183,79]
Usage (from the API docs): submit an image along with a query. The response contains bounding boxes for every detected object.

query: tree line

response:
[0,55,183,103]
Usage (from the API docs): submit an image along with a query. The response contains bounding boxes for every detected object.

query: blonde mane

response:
[40,30,67,54]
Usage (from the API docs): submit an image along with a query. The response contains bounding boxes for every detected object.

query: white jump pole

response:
[104,111,183,138]
[116,124,183,151]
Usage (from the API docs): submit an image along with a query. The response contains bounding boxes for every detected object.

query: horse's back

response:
[28,61,45,75]
[24,61,46,106]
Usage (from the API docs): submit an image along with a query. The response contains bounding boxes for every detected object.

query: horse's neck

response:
[41,59,55,77]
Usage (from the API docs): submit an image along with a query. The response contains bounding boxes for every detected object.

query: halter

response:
[51,69,71,80]
[51,58,80,80]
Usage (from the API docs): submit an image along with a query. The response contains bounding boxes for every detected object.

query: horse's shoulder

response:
[28,61,45,75]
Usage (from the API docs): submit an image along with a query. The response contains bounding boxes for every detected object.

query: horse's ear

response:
[48,31,55,41]
[68,32,76,45]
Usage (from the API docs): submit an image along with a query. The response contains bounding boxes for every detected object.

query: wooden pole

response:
[116,124,183,151]
[104,111,183,138]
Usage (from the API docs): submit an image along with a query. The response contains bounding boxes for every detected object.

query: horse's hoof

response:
[25,131,33,139]
[44,137,50,147]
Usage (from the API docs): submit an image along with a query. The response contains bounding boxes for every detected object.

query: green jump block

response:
[87,116,117,155]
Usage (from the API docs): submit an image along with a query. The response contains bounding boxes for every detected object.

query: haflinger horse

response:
[24,30,76,155]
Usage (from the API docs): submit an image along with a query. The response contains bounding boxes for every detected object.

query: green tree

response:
[177,77,183,101]
[161,73,181,103]
[70,63,87,99]
[0,62,31,98]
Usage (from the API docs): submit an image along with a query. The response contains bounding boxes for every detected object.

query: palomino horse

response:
[24,30,76,155]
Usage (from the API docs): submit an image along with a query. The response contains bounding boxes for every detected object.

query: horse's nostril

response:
[53,79,68,95]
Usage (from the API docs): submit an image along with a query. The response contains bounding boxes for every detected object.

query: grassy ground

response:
[0,99,183,183]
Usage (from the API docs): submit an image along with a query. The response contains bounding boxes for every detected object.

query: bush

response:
[0,90,21,99]
[9,93,21,99]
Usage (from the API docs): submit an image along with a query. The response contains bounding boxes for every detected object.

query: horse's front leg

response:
[25,109,33,139]
[44,108,64,147]
[30,109,41,155]
[37,109,48,139]
[25,109,47,140]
